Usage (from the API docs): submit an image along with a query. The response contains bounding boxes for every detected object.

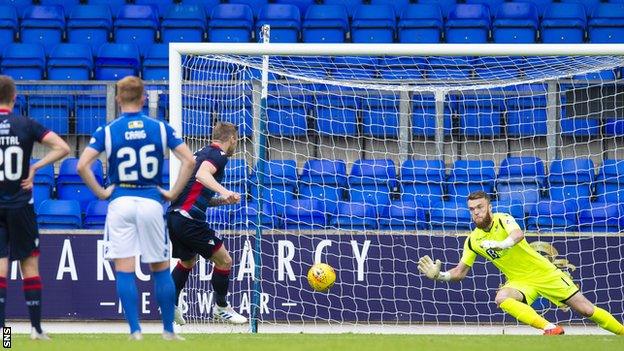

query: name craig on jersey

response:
[0,136,19,146]
[124,130,147,140]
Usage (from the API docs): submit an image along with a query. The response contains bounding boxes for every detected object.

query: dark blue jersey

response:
[0,109,50,208]
[170,144,228,221]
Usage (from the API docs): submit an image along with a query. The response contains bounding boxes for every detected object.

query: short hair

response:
[0,75,16,105]
[467,190,491,203]
[116,76,144,105]
[211,121,238,141]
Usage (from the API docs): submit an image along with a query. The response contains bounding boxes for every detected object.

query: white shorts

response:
[103,196,169,263]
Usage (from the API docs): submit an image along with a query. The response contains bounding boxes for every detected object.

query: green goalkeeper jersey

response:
[460,213,558,281]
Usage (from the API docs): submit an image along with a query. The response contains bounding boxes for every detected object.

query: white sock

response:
[544,323,557,330]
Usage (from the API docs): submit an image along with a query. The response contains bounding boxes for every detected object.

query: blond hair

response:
[211,121,238,142]
[116,76,144,106]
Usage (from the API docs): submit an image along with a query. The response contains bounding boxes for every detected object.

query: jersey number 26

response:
[117,145,158,181]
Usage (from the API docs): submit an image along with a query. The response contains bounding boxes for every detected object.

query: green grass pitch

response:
[7,334,624,351]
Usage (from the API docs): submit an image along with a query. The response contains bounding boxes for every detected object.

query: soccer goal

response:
[168,41,624,332]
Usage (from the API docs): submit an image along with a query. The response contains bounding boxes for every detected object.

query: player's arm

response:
[195,160,240,205]
[480,216,524,251]
[21,132,70,190]
[418,256,471,282]
[159,143,195,202]
[77,147,113,200]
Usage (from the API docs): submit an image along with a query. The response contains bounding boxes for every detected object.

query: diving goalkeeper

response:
[418,190,624,335]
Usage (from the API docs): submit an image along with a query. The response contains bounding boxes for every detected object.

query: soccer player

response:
[168,121,247,325]
[418,190,624,335]
[77,76,195,340]
[0,75,70,340]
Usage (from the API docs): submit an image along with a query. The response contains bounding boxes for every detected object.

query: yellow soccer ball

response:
[307,263,336,292]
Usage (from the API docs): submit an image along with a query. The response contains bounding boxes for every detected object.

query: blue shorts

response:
[0,205,40,261]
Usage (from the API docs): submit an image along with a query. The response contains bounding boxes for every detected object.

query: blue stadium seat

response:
[331,56,377,80]
[142,44,168,81]
[221,158,248,195]
[459,97,502,137]
[379,200,427,230]
[231,201,275,229]
[400,159,445,209]
[370,0,411,16]
[541,3,587,43]
[37,200,82,229]
[427,56,473,80]
[181,95,212,137]
[47,44,93,80]
[250,159,298,220]
[135,0,174,16]
[114,5,159,56]
[361,95,399,138]
[496,156,546,212]
[300,159,348,186]
[348,159,396,214]
[256,4,301,43]
[274,0,315,17]
[429,199,473,230]
[28,85,71,135]
[492,3,539,43]
[31,159,54,211]
[57,158,104,213]
[215,98,253,137]
[595,159,624,203]
[205,205,234,230]
[578,202,623,232]
[561,0,601,14]
[505,95,548,136]
[95,43,140,80]
[0,5,17,47]
[89,0,126,19]
[67,5,113,56]
[418,0,458,18]
[351,5,396,43]
[447,160,496,201]
[411,94,452,137]
[76,86,107,135]
[5,0,32,13]
[0,43,46,80]
[21,5,65,55]
[284,198,327,229]
[527,201,574,232]
[511,0,553,15]
[39,0,80,17]
[379,56,426,80]
[267,86,309,137]
[605,118,624,136]
[560,117,601,137]
[323,0,364,18]
[397,4,443,43]
[208,4,254,42]
[228,0,268,18]
[84,200,109,229]
[588,4,624,43]
[465,0,505,14]
[314,87,358,137]
[161,4,206,43]
[302,5,349,43]
[491,200,526,229]
[445,4,491,43]
[330,201,378,230]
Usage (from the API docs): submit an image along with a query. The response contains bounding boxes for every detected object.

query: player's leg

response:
[136,199,177,336]
[0,215,9,330]
[496,284,559,333]
[106,198,142,337]
[210,245,247,324]
[564,292,624,335]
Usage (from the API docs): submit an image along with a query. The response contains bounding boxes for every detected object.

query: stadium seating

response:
[314,87,358,136]
[28,85,72,135]
[47,44,93,80]
[21,5,66,55]
[135,0,173,16]
[298,159,347,214]
[76,86,107,135]
[208,4,254,42]
[67,5,113,56]
[361,94,400,138]
[31,159,55,210]
[255,4,301,43]
[142,44,168,81]
[492,2,539,43]
[302,4,349,43]
[228,0,269,18]
[284,198,327,229]
[267,86,309,137]
[491,200,526,229]
[411,94,453,137]
[161,4,206,43]
[418,0,458,18]
[351,5,396,43]
[512,0,554,15]
[37,199,82,229]
[505,94,548,137]
[89,0,126,19]
[541,3,587,43]
[560,116,601,137]
[323,0,364,18]
[56,158,104,213]
[95,43,141,80]
[274,0,315,16]
[330,201,377,229]
[83,200,109,229]
[459,96,502,137]
[113,5,159,56]
[445,4,491,43]
[400,159,446,209]
[397,4,443,43]
[496,156,546,212]
[465,0,505,14]
[0,43,46,80]
[561,0,601,14]
[0,5,17,47]
[223,158,249,196]
[447,160,496,201]
[379,200,427,230]
[250,159,298,225]
[347,159,396,214]
[429,199,473,230]
[588,3,624,43]
[370,0,411,16]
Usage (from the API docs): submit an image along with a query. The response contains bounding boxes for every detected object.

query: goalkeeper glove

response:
[418,255,448,281]
[480,237,515,250]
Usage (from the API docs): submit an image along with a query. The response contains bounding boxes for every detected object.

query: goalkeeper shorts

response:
[502,269,579,306]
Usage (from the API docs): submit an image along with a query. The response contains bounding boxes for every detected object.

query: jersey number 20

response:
[117,145,158,181]
[0,146,23,181]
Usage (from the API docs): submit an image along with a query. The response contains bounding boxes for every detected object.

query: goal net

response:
[169,43,624,330]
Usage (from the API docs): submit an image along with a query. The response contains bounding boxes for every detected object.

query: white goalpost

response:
[168,42,624,333]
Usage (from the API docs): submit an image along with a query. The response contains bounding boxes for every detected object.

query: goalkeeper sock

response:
[171,262,191,306]
[116,272,141,334]
[500,298,551,330]
[589,306,624,335]
[23,276,42,334]
[153,268,175,333]
[212,267,231,308]
[0,277,6,328]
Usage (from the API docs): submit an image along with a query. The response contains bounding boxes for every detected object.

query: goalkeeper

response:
[418,191,624,335]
